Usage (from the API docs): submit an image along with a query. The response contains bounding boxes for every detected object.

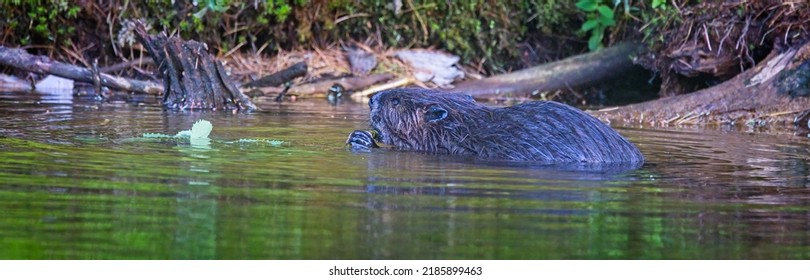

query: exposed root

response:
[636,1,810,97]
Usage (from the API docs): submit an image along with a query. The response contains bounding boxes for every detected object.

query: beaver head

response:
[368,88,484,155]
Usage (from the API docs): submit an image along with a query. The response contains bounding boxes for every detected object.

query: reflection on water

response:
[1,91,810,259]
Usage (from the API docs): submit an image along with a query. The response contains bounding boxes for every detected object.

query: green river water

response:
[1,91,809,259]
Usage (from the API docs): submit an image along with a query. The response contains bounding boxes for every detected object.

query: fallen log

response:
[0,46,163,95]
[451,42,641,99]
[134,22,256,111]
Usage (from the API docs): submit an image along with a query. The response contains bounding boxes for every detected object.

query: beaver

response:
[347,88,643,164]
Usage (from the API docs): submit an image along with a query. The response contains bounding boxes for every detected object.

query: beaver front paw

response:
[346,130,379,150]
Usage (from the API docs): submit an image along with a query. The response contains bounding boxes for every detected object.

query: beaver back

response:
[368,88,643,163]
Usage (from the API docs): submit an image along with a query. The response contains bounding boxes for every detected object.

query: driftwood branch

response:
[242,62,307,88]
[451,42,642,99]
[0,46,163,95]
[354,77,414,97]
[256,73,396,98]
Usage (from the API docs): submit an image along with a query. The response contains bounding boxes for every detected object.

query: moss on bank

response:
[0,0,584,73]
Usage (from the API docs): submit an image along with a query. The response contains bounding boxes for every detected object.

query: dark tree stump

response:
[134,22,256,111]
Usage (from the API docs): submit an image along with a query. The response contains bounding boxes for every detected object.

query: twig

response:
[355,76,414,97]
[99,57,154,73]
[257,41,271,55]
[665,114,681,124]
[223,41,246,58]
[405,0,429,43]
[703,24,712,52]
[676,111,702,125]
[717,24,733,56]
[596,106,620,112]
[767,109,807,117]
[335,13,370,25]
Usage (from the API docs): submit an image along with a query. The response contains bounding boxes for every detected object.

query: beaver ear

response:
[425,104,448,123]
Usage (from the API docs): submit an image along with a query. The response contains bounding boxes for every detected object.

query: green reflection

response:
[1,105,810,260]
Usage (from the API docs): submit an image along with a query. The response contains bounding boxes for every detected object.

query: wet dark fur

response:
[360,88,644,163]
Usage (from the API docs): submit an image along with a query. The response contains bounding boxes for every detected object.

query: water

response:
[1,91,809,259]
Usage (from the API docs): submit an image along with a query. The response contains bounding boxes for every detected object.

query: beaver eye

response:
[390,98,400,105]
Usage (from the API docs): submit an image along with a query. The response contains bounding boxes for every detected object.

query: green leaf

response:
[142,133,173,138]
[599,15,616,26]
[228,139,286,146]
[275,4,292,21]
[581,19,599,32]
[267,140,285,146]
[174,130,191,138]
[575,0,598,12]
[189,120,213,139]
[189,138,211,148]
[588,31,604,51]
[67,7,80,18]
[596,5,614,20]
[193,7,209,19]
[208,0,229,12]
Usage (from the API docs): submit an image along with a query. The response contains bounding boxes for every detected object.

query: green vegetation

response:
[0,0,81,45]
[575,0,616,50]
[143,119,213,139]
[638,0,679,46]
[0,1,584,73]
[122,0,305,52]
[140,119,284,146]
[328,0,580,72]
[573,0,681,50]
[0,1,686,72]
